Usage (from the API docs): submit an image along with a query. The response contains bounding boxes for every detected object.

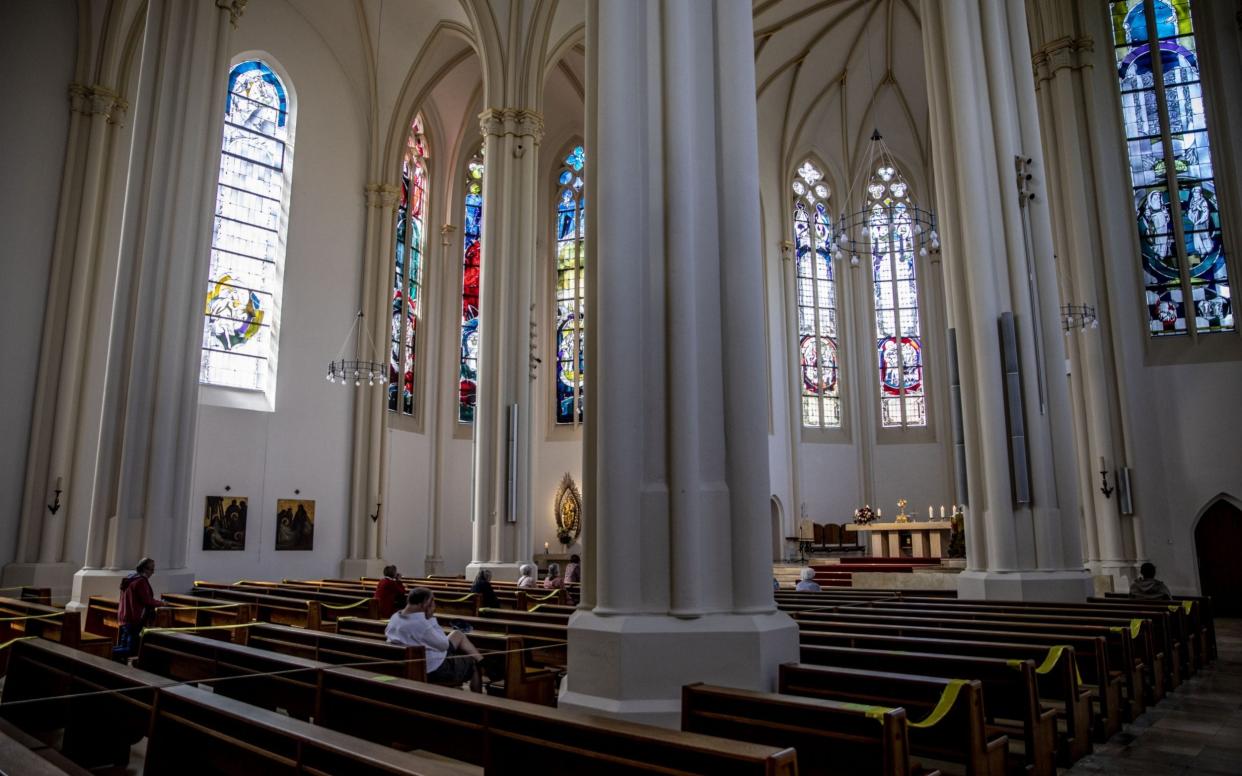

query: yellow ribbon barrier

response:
[909,679,968,729]
[832,701,896,723]
[528,592,561,602]
[434,594,476,604]
[1130,619,1143,639]
[0,611,64,623]
[321,599,371,611]
[1034,645,1084,686]
[370,674,399,682]
[0,636,38,651]
[142,622,258,636]
[528,604,546,612]
[167,603,242,611]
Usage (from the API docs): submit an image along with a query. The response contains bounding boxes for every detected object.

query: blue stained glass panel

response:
[555,146,586,424]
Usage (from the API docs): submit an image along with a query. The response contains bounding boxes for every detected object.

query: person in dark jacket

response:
[470,568,501,610]
[1129,562,1172,600]
[113,558,166,661]
[374,565,406,618]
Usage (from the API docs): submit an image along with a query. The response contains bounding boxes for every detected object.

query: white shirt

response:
[516,575,536,588]
[385,611,452,672]
[795,580,822,592]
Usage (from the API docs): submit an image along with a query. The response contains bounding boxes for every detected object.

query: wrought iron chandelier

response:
[1060,303,1099,334]
[326,310,386,388]
[830,129,939,267]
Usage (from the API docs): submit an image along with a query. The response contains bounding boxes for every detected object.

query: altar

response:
[845,522,951,558]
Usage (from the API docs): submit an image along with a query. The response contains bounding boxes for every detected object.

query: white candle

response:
[877,508,882,518]
[543,541,549,552]
[940,505,946,518]
[928,506,933,519]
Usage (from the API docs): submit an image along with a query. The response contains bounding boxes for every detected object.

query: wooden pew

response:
[145,684,479,775]
[238,622,428,681]
[798,630,1090,764]
[316,666,798,774]
[0,721,93,776]
[136,629,322,720]
[515,588,569,609]
[1105,593,1216,663]
[335,617,558,705]
[436,613,568,668]
[799,644,1057,776]
[0,597,105,676]
[479,606,570,625]
[160,593,258,637]
[682,682,930,776]
[195,581,376,626]
[792,613,1124,742]
[0,637,165,770]
[182,586,322,630]
[779,664,1007,776]
[1089,596,1204,674]
[20,586,52,606]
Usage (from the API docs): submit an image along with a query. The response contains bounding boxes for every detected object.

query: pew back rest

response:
[243,622,428,681]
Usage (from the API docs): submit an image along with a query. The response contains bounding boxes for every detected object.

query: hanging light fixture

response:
[326,310,386,388]
[1060,303,1099,334]
[832,129,940,268]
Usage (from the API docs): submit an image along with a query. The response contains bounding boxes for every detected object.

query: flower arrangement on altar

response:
[853,505,876,525]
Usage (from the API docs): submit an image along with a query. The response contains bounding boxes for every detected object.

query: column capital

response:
[478,108,545,142]
[364,183,401,209]
[67,82,91,115]
[215,0,248,30]
[1031,36,1094,85]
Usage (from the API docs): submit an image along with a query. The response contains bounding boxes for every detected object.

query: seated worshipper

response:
[773,577,781,591]
[114,557,167,662]
[374,565,406,618]
[471,568,501,609]
[387,587,484,692]
[564,554,582,584]
[542,562,564,589]
[516,563,537,588]
[795,567,822,592]
[1129,562,1172,600]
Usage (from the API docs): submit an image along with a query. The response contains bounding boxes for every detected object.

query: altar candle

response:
[928,506,933,519]
[877,508,882,518]
[940,505,946,518]
[543,541,549,552]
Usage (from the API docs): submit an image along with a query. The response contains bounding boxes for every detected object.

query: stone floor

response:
[1064,617,1242,775]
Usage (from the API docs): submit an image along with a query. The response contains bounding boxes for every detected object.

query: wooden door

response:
[1195,499,1242,616]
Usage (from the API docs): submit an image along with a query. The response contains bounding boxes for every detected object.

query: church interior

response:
[1,0,1241,773]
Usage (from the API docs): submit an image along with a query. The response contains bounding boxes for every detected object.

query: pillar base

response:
[558,610,799,729]
[465,561,523,583]
[1086,561,1138,594]
[340,558,389,579]
[68,567,196,612]
[956,569,1094,602]
[423,555,444,577]
[1,563,77,604]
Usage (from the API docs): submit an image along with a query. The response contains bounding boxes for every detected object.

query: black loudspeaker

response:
[947,328,968,506]
[1000,313,1030,505]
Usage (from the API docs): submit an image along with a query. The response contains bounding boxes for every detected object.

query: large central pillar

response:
[559,0,798,727]
[465,108,543,582]
[922,0,1092,600]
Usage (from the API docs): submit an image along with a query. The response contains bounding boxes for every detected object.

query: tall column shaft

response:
[562,0,797,727]
[467,108,543,579]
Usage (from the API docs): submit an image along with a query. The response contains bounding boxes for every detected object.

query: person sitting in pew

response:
[1129,562,1172,600]
[386,587,485,692]
[114,557,167,662]
[517,564,537,588]
[374,565,406,619]
[471,568,501,609]
[565,554,581,584]
[795,567,822,592]
[542,563,564,590]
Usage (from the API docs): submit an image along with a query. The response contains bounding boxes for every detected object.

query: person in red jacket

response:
[113,557,166,662]
[373,565,406,618]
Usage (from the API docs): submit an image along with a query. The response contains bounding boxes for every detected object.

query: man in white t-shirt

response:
[386,587,484,691]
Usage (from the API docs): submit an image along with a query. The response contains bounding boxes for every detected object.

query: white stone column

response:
[65,0,243,608]
[465,108,543,582]
[922,0,1091,600]
[559,0,798,727]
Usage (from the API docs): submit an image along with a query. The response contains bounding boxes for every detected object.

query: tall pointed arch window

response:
[459,150,484,423]
[792,161,842,428]
[200,60,293,395]
[390,117,429,416]
[867,165,927,428]
[554,145,586,425]
[1110,0,1233,336]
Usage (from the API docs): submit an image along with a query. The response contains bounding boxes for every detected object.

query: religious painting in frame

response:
[275,499,315,551]
[202,495,247,551]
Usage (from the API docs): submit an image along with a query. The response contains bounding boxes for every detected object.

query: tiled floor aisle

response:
[1065,618,1242,775]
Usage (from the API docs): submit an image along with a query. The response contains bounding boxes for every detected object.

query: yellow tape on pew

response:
[528,591,561,602]
[371,674,399,682]
[321,599,371,611]
[1034,645,1083,686]
[434,594,476,604]
[909,679,968,729]
[528,604,546,612]
[1182,601,1193,614]
[1130,619,1143,639]
[0,611,64,623]
[0,636,37,651]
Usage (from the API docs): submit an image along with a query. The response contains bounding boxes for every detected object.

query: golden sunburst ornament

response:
[553,473,582,545]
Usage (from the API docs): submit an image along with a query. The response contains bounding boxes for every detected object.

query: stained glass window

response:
[554,145,586,425]
[792,161,842,428]
[1110,0,1233,336]
[459,150,484,423]
[390,117,428,416]
[200,60,292,392]
[867,165,927,428]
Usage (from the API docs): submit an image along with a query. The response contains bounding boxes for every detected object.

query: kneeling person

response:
[386,587,484,692]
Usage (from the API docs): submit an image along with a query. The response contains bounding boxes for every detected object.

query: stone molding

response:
[364,183,401,209]
[215,0,248,30]
[1031,36,1094,85]
[69,83,128,125]
[478,108,545,141]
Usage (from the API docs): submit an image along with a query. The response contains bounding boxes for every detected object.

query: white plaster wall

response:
[188,0,364,582]
[0,0,76,566]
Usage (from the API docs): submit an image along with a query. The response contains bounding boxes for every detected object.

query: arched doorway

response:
[1194,496,1242,616]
